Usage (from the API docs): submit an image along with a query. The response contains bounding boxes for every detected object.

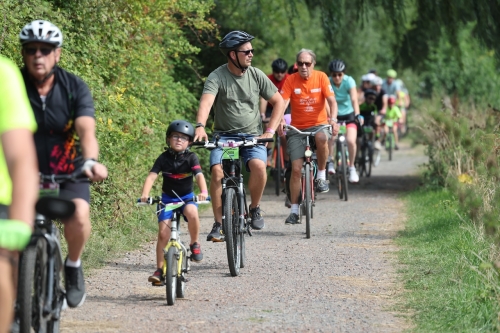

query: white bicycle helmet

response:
[19,20,63,47]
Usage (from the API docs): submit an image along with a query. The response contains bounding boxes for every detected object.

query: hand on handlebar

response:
[197,192,208,201]
[257,132,274,146]
[277,119,286,137]
[194,127,208,143]
[331,121,340,136]
[83,160,108,182]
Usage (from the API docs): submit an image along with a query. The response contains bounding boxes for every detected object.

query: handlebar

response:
[136,196,211,206]
[191,137,273,149]
[284,124,332,136]
[39,170,89,184]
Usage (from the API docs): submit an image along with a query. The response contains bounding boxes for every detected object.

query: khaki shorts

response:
[286,125,332,162]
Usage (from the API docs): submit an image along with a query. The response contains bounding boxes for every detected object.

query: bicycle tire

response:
[176,249,187,298]
[388,133,393,161]
[223,188,240,276]
[165,247,178,305]
[366,143,373,177]
[341,142,349,201]
[305,163,312,239]
[274,136,281,196]
[362,144,370,177]
[336,141,343,199]
[18,238,48,333]
[240,223,245,268]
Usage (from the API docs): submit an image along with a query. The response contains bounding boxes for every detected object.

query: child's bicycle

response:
[384,119,396,161]
[136,195,210,306]
[334,121,349,201]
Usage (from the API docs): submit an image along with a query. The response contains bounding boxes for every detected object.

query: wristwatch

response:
[195,123,205,128]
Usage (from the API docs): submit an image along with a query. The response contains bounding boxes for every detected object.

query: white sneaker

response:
[349,167,359,183]
[374,140,382,150]
[328,162,336,175]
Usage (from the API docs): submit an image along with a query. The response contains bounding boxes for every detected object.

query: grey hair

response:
[296,49,316,64]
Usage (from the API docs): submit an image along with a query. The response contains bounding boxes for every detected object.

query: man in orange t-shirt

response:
[280,49,339,225]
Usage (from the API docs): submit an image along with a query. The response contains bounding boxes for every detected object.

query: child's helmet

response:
[166,120,195,142]
[388,95,396,105]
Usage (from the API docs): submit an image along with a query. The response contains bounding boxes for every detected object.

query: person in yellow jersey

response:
[0,56,38,333]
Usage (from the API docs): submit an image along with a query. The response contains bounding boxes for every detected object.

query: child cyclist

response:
[379,95,402,150]
[140,120,208,284]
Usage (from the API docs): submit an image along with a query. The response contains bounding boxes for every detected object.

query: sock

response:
[66,258,81,268]
[317,169,326,180]
[291,204,299,215]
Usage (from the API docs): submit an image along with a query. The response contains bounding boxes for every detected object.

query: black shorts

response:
[60,182,90,203]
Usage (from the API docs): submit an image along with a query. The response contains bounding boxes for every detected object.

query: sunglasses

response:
[297,61,312,67]
[274,71,286,74]
[171,134,190,142]
[236,49,254,55]
[24,46,55,56]
[332,72,343,77]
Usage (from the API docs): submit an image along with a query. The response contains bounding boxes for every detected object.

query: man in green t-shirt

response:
[194,30,284,240]
[0,55,38,333]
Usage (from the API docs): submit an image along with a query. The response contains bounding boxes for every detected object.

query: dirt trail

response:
[61,141,426,332]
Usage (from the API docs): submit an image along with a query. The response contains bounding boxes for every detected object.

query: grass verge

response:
[397,188,500,332]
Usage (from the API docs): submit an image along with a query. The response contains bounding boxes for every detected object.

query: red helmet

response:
[388,95,396,105]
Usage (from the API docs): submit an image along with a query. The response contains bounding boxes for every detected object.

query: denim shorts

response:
[209,133,267,172]
[158,192,197,222]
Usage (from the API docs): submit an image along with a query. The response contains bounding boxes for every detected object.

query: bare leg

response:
[290,159,303,205]
[182,204,200,245]
[210,165,224,222]
[346,126,358,167]
[156,220,171,269]
[0,255,14,333]
[314,131,329,170]
[247,159,267,208]
[63,199,91,262]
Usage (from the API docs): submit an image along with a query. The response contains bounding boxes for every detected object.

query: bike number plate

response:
[385,119,394,127]
[222,147,239,160]
[363,126,374,133]
[339,125,347,135]
[39,183,60,197]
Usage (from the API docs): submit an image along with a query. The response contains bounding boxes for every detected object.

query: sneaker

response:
[285,213,300,225]
[395,144,399,150]
[328,162,336,175]
[207,222,224,242]
[315,178,329,193]
[349,167,359,183]
[190,242,203,262]
[64,261,86,308]
[249,206,265,230]
[374,140,382,150]
[148,268,163,283]
[284,196,291,208]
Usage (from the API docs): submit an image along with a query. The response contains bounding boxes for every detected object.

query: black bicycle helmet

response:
[328,59,346,73]
[271,58,288,73]
[364,89,377,97]
[219,30,255,73]
[166,120,195,142]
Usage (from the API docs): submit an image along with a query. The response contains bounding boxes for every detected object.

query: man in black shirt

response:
[19,20,108,308]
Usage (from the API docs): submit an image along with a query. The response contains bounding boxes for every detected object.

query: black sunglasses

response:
[297,61,312,67]
[331,72,343,77]
[24,46,55,56]
[236,49,254,55]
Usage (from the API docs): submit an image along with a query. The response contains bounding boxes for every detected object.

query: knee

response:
[248,159,266,175]
[211,165,223,181]
[291,163,302,178]
[315,133,328,146]
[183,205,199,222]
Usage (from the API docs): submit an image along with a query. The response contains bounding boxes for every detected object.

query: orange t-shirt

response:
[280,70,335,129]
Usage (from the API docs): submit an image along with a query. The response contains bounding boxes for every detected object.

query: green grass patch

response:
[397,188,500,332]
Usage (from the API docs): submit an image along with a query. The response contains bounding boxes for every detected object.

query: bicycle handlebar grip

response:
[257,138,274,143]
[136,197,153,205]
[191,141,207,146]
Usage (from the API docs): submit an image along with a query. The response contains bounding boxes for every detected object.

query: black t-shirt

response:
[21,66,95,175]
[150,150,203,197]
[375,88,386,112]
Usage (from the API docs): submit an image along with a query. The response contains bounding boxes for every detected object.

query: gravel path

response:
[61,142,426,332]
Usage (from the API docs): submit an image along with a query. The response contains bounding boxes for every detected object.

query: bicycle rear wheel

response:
[165,247,178,305]
[341,142,349,201]
[362,144,371,177]
[18,237,48,333]
[274,137,281,196]
[223,188,241,276]
[305,164,312,239]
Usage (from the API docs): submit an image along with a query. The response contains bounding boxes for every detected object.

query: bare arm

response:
[194,93,216,142]
[349,87,360,116]
[259,91,284,139]
[195,173,208,201]
[140,172,158,202]
[326,96,339,135]
[259,97,268,121]
[75,116,108,181]
[2,129,38,226]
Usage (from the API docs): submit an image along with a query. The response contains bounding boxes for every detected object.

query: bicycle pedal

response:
[180,276,190,283]
[152,281,164,287]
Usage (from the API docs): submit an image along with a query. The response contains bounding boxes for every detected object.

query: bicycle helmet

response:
[328,59,345,73]
[371,76,383,86]
[364,89,377,98]
[368,68,377,74]
[387,69,397,78]
[19,20,63,47]
[388,95,396,105]
[166,120,195,142]
[271,58,288,73]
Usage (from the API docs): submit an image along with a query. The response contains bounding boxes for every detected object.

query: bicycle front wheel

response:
[274,137,281,196]
[18,237,48,333]
[387,134,393,161]
[165,247,178,305]
[176,249,187,298]
[341,142,349,201]
[223,188,241,276]
[305,163,312,239]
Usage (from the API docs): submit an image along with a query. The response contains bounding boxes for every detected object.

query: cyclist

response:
[379,95,402,150]
[260,58,289,164]
[371,76,387,150]
[193,30,284,240]
[280,49,339,224]
[358,73,376,104]
[19,20,108,308]
[328,59,363,183]
[288,63,298,74]
[0,56,38,333]
[359,89,378,129]
[140,120,208,284]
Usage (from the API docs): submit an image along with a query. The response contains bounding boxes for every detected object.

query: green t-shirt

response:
[202,64,277,135]
[0,56,37,205]
[385,105,402,121]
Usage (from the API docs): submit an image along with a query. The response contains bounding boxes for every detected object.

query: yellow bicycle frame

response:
[162,240,184,277]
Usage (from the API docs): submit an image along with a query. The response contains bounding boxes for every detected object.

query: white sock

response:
[291,204,299,215]
[66,258,81,268]
[317,169,326,180]
[349,166,356,171]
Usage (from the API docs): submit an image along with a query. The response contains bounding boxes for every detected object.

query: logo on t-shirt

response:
[294,88,301,94]
[310,88,321,93]
[328,85,334,92]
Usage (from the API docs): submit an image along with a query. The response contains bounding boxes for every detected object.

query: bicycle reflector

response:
[304,150,313,157]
